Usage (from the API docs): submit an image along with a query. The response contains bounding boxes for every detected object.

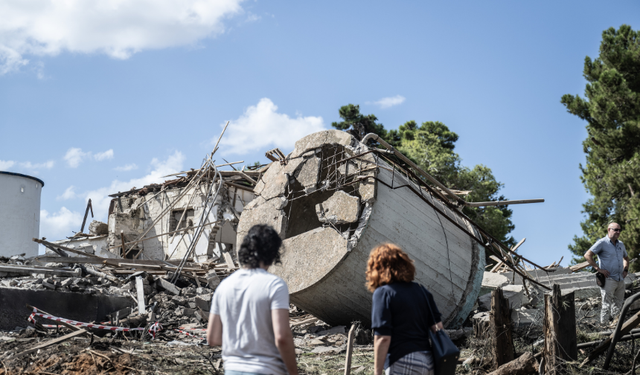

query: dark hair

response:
[238,224,283,268]
[366,243,415,292]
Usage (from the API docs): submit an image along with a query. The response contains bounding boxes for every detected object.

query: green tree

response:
[562,25,640,268]
[332,105,516,248]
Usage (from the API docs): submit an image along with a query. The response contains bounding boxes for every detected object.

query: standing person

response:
[366,243,445,375]
[585,222,630,324]
[206,224,298,375]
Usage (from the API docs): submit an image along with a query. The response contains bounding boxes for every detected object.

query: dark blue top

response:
[371,282,442,368]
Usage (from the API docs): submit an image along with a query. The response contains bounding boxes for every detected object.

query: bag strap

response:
[418,283,439,331]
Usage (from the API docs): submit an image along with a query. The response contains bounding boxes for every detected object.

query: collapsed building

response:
[49,167,258,265]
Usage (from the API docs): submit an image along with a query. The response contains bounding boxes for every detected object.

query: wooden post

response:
[543,284,577,375]
[343,324,356,375]
[490,288,514,369]
[80,199,93,233]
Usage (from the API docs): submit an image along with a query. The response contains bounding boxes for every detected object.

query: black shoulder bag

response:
[420,285,460,375]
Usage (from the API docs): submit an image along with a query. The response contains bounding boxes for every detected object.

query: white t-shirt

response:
[211,268,290,375]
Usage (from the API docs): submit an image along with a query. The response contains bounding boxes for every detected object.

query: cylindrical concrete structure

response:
[0,172,44,257]
[237,130,485,328]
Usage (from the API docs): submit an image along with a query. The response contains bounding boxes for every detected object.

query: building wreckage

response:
[32,129,547,329]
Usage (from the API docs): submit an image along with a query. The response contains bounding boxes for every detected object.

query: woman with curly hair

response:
[207,224,298,375]
[367,243,444,375]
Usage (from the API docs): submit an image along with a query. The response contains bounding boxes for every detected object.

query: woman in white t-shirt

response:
[206,224,299,375]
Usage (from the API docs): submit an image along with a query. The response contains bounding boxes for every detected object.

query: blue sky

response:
[1,1,638,266]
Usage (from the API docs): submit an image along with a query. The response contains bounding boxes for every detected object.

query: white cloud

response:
[40,207,83,239]
[85,151,185,221]
[94,149,114,161]
[0,0,245,74]
[64,147,114,167]
[219,98,327,155]
[370,95,406,109]
[0,160,15,170]
[57,186,76,200]
[115,163,138,172]
[19,160,55,169]
[39,151,184,239]
[0,159,54,171]
[64,148,88,168]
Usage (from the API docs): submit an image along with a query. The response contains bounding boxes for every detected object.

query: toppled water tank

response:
[237,130,485,328]
[0,172,44,257]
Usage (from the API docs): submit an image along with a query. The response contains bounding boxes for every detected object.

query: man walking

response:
[585,222,630,324]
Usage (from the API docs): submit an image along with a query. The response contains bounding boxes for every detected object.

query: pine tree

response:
[561,25,640,268]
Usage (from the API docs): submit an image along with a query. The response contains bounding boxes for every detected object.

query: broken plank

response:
[35,256,106,265]
[118,263,163,269]
[0,264,81,277]
[570,261,590,272]
[33,238,102,259]
[582,309,640,365]
[13,329,88,359]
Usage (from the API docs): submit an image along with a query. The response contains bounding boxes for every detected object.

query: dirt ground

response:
[0,328,376,375]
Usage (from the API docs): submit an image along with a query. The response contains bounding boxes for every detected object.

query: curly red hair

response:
[366,243,415,292]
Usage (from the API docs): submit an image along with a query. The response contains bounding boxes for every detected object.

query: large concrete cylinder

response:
[237,130,484,328]
[0,172,44,257]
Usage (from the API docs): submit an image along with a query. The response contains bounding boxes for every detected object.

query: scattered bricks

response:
[315,191,360,225]
[187,302,196,309]
[206,271,220,290]
[156,278,181,296]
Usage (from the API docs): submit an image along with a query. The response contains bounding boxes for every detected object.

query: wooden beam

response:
[490,288,514,369]
[343,324,357,375]
[570,261,590,272]
[13,329,88,359]
[543,285,577,375]
[33,238,102,259]
[582,310,640,365]
[0,264,81,277]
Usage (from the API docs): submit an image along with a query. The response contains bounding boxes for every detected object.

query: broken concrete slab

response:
[479,285,527,311]
[205,271,220,289]
[511,307,544,328]
[480,272,510,296]
[315,191,360,224]
[236,196,288,242]
[295,156,321,193]
[88,220,108,236]
[195,294,212,312]
[155,278,181,296]
[270,227,349,294]
[291,130,354,158]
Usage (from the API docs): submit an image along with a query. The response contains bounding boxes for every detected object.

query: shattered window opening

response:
[169,209,194,233]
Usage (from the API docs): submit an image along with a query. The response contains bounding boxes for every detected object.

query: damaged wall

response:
[237,130,485,328]
[106,182,254,261]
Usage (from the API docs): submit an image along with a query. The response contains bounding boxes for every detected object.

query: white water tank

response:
[0,172,44,257]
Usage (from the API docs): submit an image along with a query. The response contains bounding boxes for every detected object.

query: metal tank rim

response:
[0,171,45,187]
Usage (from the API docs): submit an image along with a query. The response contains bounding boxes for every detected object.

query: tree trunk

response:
[491,287,514,369]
